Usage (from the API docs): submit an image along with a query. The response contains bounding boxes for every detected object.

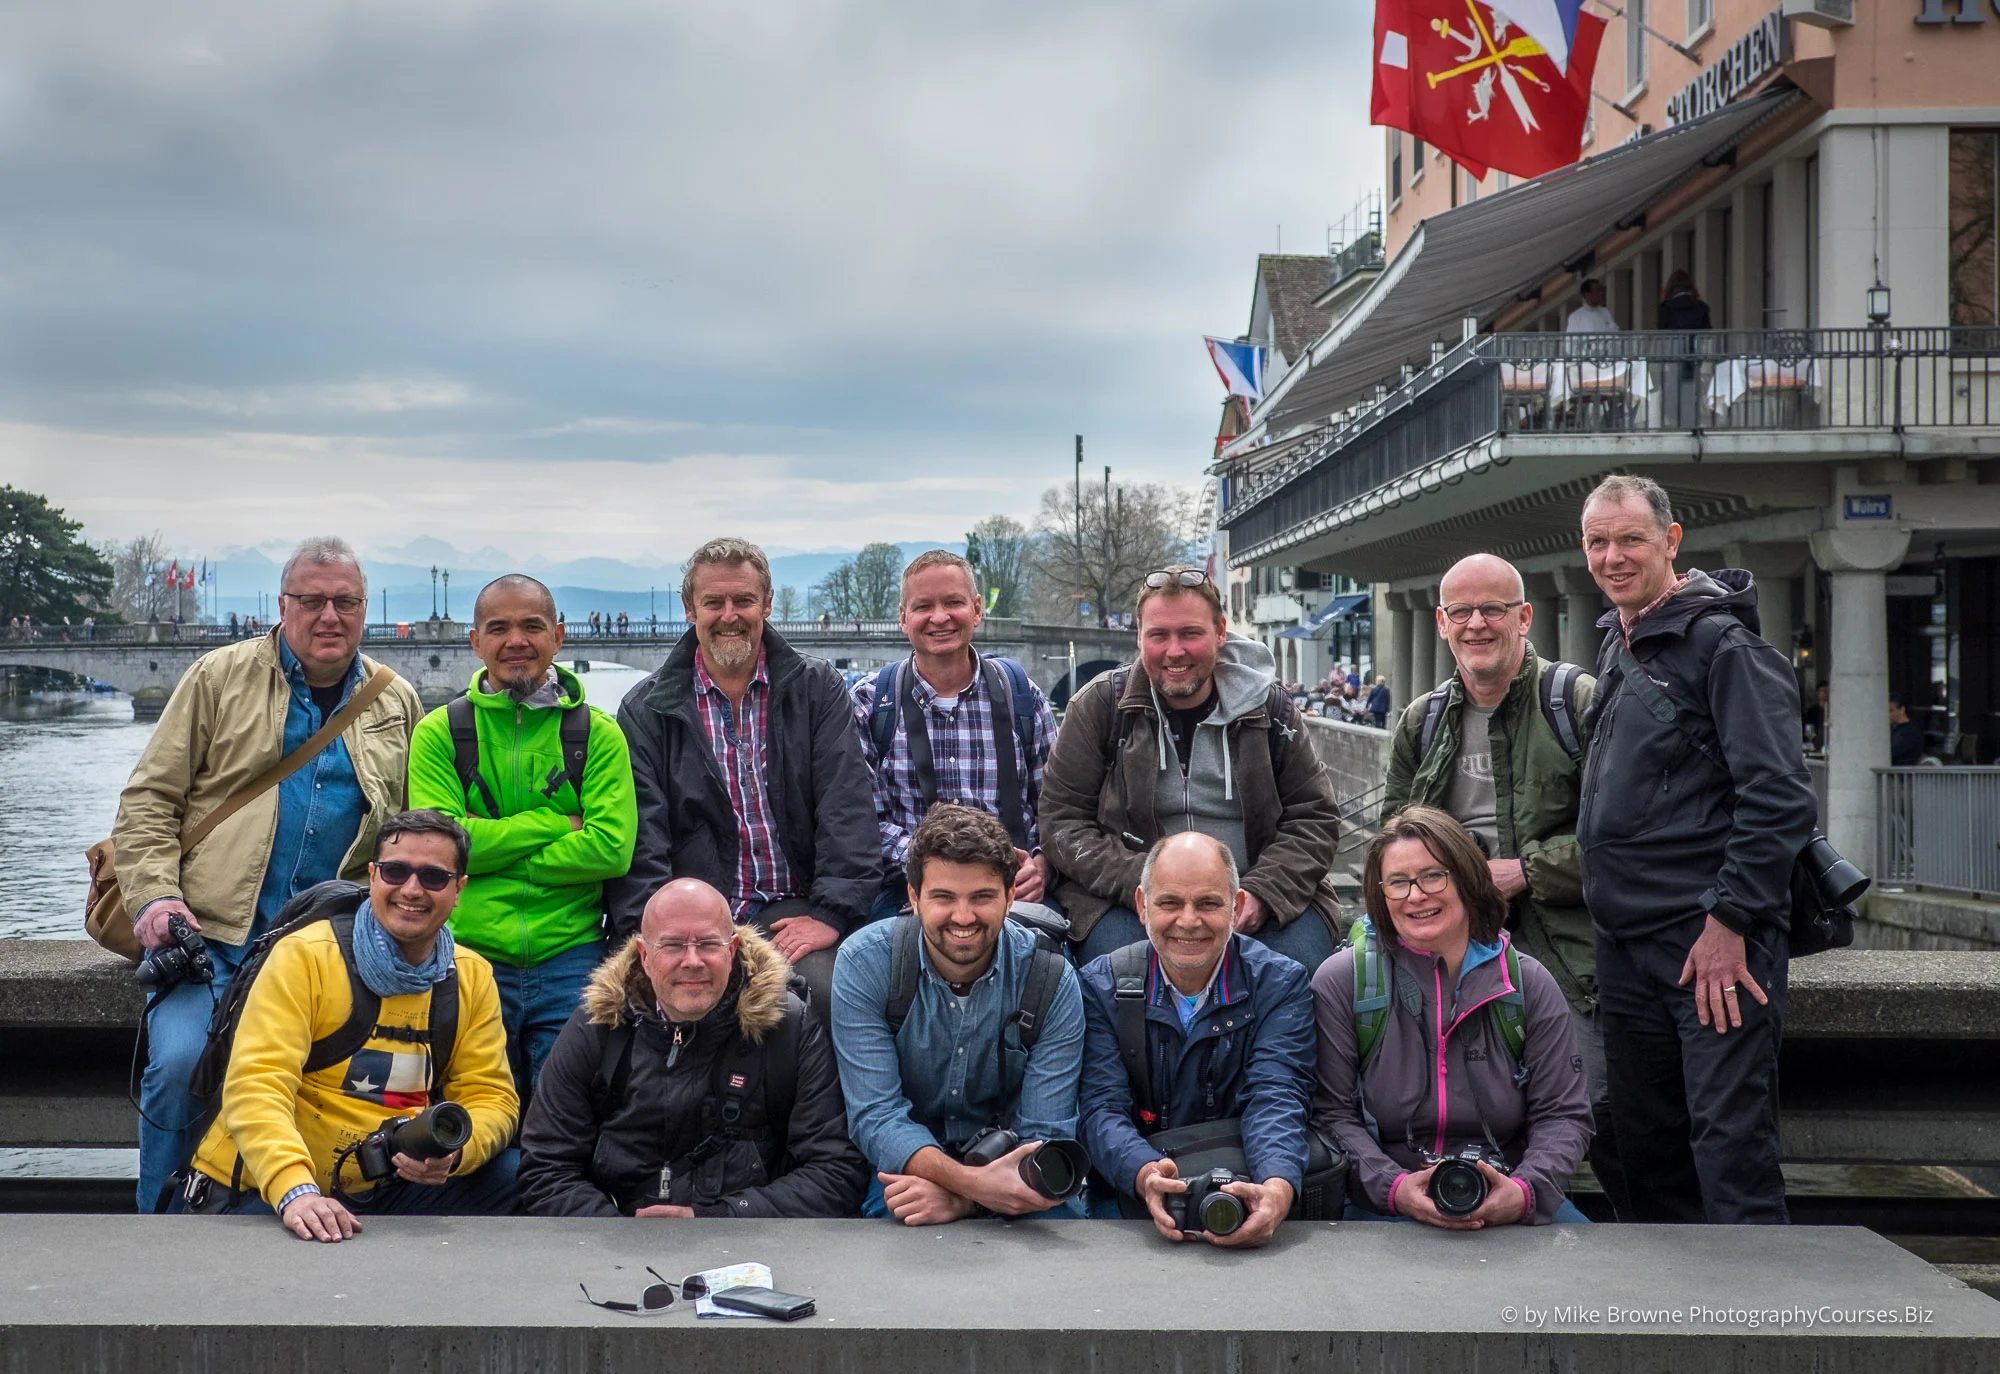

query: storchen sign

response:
[1664,10,1790,126]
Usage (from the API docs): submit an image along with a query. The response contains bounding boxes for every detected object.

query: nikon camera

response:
[1424,1146,1510,1219]
[354,1102,473,1181]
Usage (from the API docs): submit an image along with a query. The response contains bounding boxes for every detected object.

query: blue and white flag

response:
[1205,337,1267,403]
[1487,0,1587,74]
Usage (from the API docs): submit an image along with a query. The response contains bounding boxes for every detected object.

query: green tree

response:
[851,542,904,619]
[966,515,1032,617]
[811,561,859,618]
[0,487,115,625]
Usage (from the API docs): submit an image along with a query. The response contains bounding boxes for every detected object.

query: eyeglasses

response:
[373,861,460,892]
[646,937,735,959]
[283,593,367,616]
[1381,869,1453,901]
[1440,600,1526,625]
[1143,568,1211,590]
[579,1267,690,1315]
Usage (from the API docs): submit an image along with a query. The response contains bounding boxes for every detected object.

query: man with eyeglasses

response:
[114,535,424,1212]
[1381,552,1626,1218]
[1041,565,1345,970]
[180,810,520,1239]
[519,877,868,1218]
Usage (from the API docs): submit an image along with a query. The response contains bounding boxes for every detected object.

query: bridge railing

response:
[1,618,1088,648]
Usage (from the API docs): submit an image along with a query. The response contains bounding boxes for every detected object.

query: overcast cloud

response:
[3,0,1376,563]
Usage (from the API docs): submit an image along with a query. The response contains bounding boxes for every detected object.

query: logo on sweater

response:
[343,1047,431,1112]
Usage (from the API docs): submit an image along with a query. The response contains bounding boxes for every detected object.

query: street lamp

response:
[430,565,439,618]
[442,569,451,620]
[1866,282,1892,326]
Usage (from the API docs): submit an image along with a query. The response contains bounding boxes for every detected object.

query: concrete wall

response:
[1303,715,1394,817]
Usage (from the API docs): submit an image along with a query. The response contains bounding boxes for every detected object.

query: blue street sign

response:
[1844,494,1893,520]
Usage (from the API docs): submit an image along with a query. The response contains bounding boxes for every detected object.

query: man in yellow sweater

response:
[183,810,520,1241]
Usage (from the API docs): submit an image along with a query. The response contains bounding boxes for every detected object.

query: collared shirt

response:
[849,653,1058,865]
[1565,304,1619,332]
[1619,571,1693,641]
[830,918,1085,1174]
[693,647,798,914]
[251,640,368,931]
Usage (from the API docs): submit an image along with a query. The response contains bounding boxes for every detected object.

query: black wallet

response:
[709,1286,817,1321]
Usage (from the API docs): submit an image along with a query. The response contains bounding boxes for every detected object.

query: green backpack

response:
[1349,917,1527,1071]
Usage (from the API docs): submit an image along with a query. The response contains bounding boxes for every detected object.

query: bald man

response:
[1382,553,1626,1218]
[1076,833,1317,1246]
[517,878,868,1218]
[408,574,637,1102]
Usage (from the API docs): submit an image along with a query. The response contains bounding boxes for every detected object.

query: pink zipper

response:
[1430,950,1516,1154]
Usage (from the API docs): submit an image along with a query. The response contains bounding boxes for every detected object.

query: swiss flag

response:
[1373,0,1604,182]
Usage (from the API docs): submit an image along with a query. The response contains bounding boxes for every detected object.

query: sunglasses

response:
[1143,568,1210,590]
[372,861,460,892]
[579,1267,706,1315]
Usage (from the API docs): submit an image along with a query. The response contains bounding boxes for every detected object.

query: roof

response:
[1256,91,1804,432]
[1255,255,1338,366]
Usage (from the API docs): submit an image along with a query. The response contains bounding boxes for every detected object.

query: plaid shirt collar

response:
[1619,571,1691,641]
[905,652,983,709]
[694,643,770,698]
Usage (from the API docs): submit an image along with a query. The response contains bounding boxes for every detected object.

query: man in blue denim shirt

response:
[832,805,1085,1224]
[116,537,421,1210]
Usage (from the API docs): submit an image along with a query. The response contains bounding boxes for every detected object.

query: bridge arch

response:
[1049,658,1122,710]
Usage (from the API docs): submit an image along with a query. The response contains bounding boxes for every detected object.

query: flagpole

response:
[1582,0,1703,64]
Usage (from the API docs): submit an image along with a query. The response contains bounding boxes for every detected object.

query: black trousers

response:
[1596,918,1789,1224]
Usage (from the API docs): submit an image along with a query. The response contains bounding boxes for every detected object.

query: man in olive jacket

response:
[1040,567,1343,970]
[1382,552,1624,1217]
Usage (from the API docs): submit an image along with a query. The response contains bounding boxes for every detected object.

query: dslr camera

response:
[1164,1167,1252,1237]
[958,1127,1090,1202]
[1424,1145,1510,1220]
[133,914,214,992]
[353,1102,473,1182]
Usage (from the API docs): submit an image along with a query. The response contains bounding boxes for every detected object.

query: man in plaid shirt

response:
[851,551,1058,923]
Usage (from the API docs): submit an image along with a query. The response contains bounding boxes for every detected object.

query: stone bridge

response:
[0,620,1137,711]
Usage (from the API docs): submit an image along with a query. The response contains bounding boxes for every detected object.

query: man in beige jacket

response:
[115,536,422,1210]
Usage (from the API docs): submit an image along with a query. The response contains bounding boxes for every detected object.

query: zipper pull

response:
[666,1024,686,1068]
[658,1164,673,1200]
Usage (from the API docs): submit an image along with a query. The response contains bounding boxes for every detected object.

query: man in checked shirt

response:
[850,551,1060,925]
[610,538,881,1022]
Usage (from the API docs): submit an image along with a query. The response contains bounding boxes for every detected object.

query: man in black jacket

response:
[610,537,882,1015]
[1575,475,1816,1224]
[517,877,868,1218]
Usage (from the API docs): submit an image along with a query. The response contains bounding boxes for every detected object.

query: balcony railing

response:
[1877,766,2000,898]
[1221,326,2000,552]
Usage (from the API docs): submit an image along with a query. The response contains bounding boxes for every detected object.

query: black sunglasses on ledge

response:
[579,1267,705,1315]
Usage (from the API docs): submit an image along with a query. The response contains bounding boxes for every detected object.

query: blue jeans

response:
[487,939,605,1103]
[1072,904,1340,973]
[137,923,263,1213]
[177,1148,520,1218]
[1342,1195,1591,1223]
[862,1173,1086,1221]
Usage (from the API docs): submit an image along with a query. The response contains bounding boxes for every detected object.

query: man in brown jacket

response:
[1040,566,1344,969]
[114,536,422,1211]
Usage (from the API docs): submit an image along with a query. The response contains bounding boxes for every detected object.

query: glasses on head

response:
[646,936,734,959]
[579,1267,687,1315]
[1381,869,1453,901]
[1143,568,1211,590]
[1441,600,1525,626]
[283,593,367,617]
[373,861,459,892]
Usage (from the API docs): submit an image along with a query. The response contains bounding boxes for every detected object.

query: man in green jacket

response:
[409,575,637,1099]
[1382,552,1626,1219]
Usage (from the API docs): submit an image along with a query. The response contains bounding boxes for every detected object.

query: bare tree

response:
[809,561,858,619]
[851,543,904,619]
[773,584,802,621]
[1028,481,1198,626]
[102,533,178,623]
[965,515,1032,618]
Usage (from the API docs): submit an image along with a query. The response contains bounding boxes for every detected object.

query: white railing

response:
[1876,767,2000,897]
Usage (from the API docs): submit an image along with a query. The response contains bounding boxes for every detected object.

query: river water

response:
[0,663,649,941]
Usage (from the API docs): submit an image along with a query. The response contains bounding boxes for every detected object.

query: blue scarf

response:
[353,898,456,998]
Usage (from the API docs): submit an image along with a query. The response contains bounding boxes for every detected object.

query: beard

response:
[1156,668,1213,701]
[705,629,758,671]
[495,666,547,702]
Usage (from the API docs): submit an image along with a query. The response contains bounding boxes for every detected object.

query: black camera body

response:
[353,1102,473,1182]
[1165,1167,1252,1236]
[1425,1145,1510,1219]
[134,914,214,991]
[957,1127,1090,1201]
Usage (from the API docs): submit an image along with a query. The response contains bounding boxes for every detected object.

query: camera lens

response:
[1198,1190,1248,1236]
[1428,1158,1488,1219]
[1020,1139,1089,1201]
[388,1102,473,1160]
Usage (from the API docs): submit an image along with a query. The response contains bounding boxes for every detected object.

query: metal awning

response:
[1277,591,1372,638]
[1258,90,1803,432]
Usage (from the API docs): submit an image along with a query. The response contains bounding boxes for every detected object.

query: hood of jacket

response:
[466,661,584,712]
[584,924,792,1042]
[1599,567,1760,643]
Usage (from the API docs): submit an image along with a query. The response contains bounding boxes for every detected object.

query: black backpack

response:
[1415,659,1586,768]
[446,693,591,816]
[164,880,460,1211]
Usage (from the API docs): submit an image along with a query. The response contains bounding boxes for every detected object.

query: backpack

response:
[446,693,591,817]
[1349,917,1527,1074]
[884,904,1070,1098]
[164,879,460,1211]
[867,656,1040,850]
[1415,658,1585,770]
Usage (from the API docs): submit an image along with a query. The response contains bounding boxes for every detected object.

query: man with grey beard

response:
[408,574,638,1099]
[609,538,880,1021]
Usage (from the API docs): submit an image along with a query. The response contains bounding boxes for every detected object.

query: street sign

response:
[1843,494,1894,520]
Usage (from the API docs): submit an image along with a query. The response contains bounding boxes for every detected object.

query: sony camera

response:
[958,1127,1091,1202]
[133,914,214,992]
[353,1102,473,1182]
[1424,1145,1510,1220]
[1164,1167,1252,1237]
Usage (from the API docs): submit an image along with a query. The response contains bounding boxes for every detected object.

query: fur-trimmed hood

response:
[582,925,792,1042]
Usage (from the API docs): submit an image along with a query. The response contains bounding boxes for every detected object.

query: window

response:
[1686,0,1712,38]
[1626,0,1648,93]
[1950,129,1999,328]
[1413,138,1426,180]
[1390,131,1404,205]
[1465,167,1478,202]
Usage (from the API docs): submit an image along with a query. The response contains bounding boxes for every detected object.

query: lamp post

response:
[1866,281,1892,326]
[442,569,451,620]
[1101,464,1111,628]
[1073,435,1084,622]
[430,565,439,618]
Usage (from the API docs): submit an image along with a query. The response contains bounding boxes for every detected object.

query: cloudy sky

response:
[4,0,1377,565]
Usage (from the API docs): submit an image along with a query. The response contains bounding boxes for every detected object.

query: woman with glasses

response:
[1309,807,1593,1226]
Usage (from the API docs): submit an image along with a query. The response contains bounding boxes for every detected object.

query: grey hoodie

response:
[1147,634,1279,874]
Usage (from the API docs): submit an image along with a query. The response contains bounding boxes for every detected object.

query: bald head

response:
[474,574,557,624]
[638,879,739,1022]
[642,878,734,937]
[1439,553,1525,606]
[1140,831,1240,899]
[1436,553,1532,702]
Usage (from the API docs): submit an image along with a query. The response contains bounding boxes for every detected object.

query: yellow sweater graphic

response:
[192,923,518,1209]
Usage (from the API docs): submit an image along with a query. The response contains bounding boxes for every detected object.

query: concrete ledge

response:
[1860,892,2000,952]
[1788,952,2000,1039]
[0,940,143,1028]
[0,1217,1995,1371]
